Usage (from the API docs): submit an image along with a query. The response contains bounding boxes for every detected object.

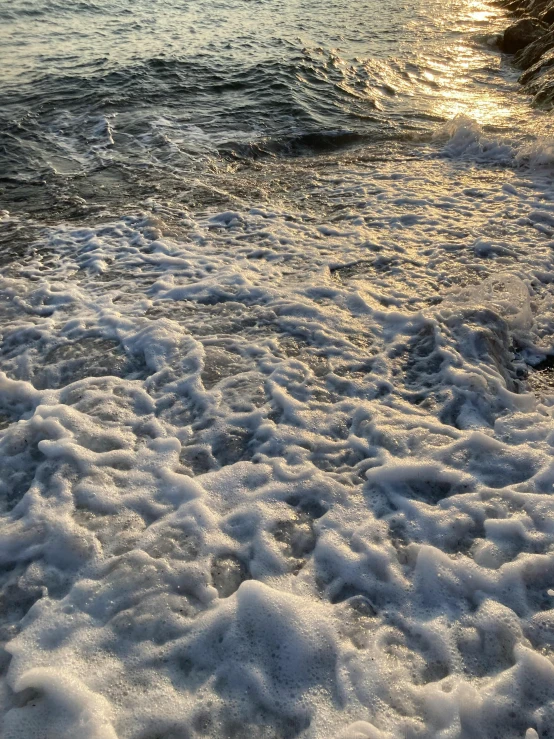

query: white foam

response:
[434,114,515,164]
[517,137,554,169]
[443,273,533,332]
[2,146,554,738]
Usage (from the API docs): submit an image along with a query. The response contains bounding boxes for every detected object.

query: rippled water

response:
[3,2,554,739]
[0,0,541,213]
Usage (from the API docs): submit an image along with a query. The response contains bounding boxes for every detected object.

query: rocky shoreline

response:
[497,0,554,106]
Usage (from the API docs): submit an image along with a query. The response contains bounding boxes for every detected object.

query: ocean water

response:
[2,1,554,737]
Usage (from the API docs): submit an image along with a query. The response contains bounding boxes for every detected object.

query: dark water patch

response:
[401,324,444,390]
[271,514,317,560]
[32,337,142,390]
[0,218,47,267]
[330,260,376,281]
[219,130,375,160]
[211,554,250,598]
[286,495,328,520]
[527,353,554,395]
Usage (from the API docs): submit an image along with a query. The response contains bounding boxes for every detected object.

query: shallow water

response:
[2,1,554,738]
[0,0,547,210]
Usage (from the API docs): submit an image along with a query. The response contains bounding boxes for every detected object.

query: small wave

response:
[218,130,375,160]
[433,114,554,173]
[433,114,515,164]
[516,137,554,168]
[0,0,130,21]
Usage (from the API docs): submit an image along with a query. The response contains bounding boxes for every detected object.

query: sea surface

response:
[2,1,554,738]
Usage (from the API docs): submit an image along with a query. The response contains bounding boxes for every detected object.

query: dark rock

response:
[530,68,554,105]
[524,0,550,15]
[501,18,548,53]
[519,45,554,83]
[540,1,554,24]
[496,0,554,98]
[514,27,554,67]
[502,0,533,16]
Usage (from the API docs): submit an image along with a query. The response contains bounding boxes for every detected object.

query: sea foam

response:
[2,146,554,738]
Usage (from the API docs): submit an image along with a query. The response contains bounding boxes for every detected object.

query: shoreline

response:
[497,0,554,106]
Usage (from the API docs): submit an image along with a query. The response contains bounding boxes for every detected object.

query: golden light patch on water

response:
[467,9,496,22]
[411,0,526,127]
[441,99,516,126]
